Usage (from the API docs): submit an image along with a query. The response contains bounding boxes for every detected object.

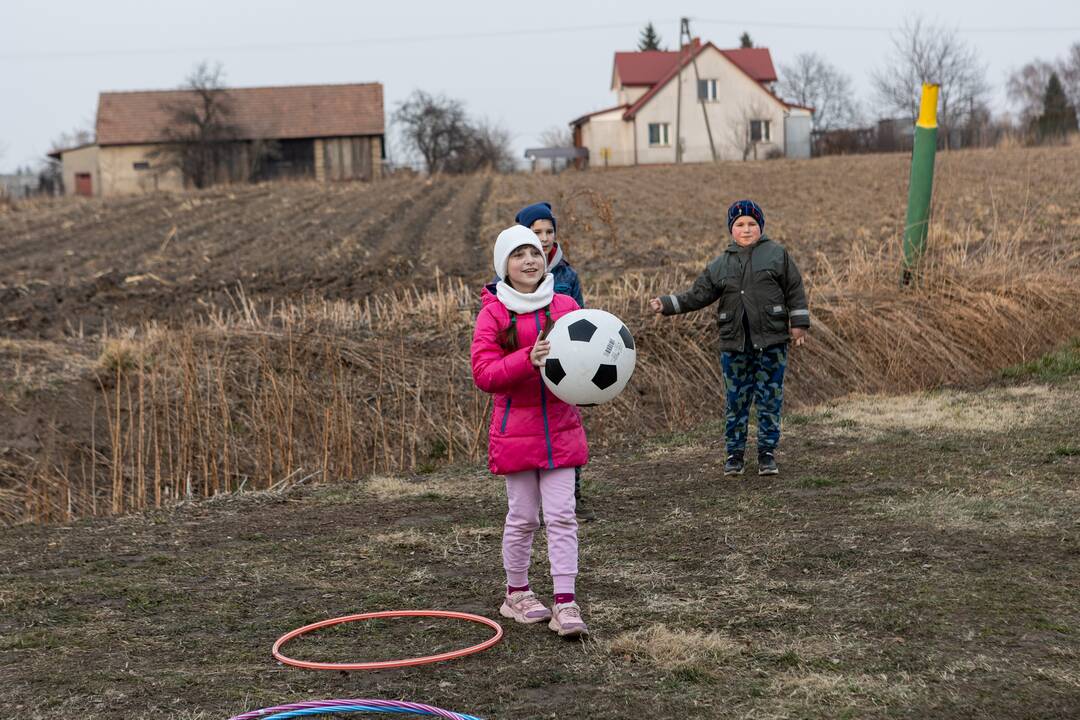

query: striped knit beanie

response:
[727,199,765,233]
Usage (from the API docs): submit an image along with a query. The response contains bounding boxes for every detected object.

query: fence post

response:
[901,83,939,286]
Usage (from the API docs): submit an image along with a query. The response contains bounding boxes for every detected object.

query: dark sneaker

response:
[574,467,595,521]
[575,496,596,522]
[758,451,779,475]
[724,453,745,476]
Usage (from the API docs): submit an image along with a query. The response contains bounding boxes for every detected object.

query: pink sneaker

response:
[548,601,589,638]
[499,590,552,624]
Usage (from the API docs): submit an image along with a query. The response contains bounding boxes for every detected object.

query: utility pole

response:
[674,17,686,163]
[683,18,717,162]
[674,17,717,164]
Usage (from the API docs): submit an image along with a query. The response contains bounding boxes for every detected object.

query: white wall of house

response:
[99,145,184,196]
[578,108,636,167]
[615,85,648,107]
[633,47,792,164]
[60,145,100,197]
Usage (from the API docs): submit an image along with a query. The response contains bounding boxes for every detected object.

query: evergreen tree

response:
[740,32,753,49]
[1035,72,1079,142]
[638,22,663,51]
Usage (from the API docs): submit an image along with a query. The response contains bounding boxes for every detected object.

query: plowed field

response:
[1,174,495,336]
[4,146,1079,338]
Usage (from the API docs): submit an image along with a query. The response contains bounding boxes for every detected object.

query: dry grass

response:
[817,385,1054,436]
[9,224,1078,524]
[879,484,1077,532]
[364,473,497,501]
[0,337,94,397]
[607,624,744,670]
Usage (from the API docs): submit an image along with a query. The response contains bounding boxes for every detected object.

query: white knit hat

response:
[493,225,543,279]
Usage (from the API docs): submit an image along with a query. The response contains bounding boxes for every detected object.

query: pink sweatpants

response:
[502,466,578,595]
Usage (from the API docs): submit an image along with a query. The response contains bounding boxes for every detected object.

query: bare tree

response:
[154,61,243,189]
[392,90,473,174]
[871,16,989,144]
[1009,44,1080,127]
[1061,43,1080,108]
[777,52,862,130]
[393,91,515,174]
[451,119,516,173]
[538,125,572,148]
[1007,60,1057,127]
[48,125,95,152]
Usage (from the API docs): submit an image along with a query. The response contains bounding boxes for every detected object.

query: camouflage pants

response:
[721,344,788,455]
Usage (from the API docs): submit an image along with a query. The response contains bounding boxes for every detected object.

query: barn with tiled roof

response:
[51,82,384,197]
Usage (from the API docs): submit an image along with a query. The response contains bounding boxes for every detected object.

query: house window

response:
[133,161,150,170]
[697,79,718,102]
[750,120,771,142]
[648,123,671,146]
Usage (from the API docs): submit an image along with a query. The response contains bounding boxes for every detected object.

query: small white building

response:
[0,171,39,199]
[572,40,812,166]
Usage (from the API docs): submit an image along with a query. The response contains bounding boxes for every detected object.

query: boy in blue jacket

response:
[508,202,593,520]
[515,202,584,307]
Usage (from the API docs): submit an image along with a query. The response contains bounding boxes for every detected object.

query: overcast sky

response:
[2,0,1079,172]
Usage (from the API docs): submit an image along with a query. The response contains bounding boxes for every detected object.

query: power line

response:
[0,20,673,61]
[2,15,1076,62]
[694,17,1080,34]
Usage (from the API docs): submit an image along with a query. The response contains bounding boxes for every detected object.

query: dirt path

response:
[3,378,1077,719]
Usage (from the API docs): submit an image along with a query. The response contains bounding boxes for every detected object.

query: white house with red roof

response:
[571,40,812,166]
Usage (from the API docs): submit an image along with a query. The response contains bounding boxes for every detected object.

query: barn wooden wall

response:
[317,136,378,181]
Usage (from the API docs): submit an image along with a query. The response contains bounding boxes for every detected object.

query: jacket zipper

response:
[535,310,555,468]
[500,397,511,433]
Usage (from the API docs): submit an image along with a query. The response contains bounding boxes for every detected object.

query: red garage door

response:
[75,173,92,197]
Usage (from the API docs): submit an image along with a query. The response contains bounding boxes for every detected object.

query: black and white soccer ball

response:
[542,309,636,406]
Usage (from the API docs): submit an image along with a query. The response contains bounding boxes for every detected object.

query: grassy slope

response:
[2,363,1077,719]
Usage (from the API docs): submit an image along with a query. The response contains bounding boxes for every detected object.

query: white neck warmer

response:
[496,273,554,314]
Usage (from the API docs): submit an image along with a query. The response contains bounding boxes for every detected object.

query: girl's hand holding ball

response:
[530,339,551,367]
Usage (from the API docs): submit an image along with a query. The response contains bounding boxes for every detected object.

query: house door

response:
[75,173,93,197]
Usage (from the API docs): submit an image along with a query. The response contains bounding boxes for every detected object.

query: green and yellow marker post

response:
[901,83,939,285]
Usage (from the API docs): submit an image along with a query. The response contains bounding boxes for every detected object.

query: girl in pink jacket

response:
[471,224,590,639]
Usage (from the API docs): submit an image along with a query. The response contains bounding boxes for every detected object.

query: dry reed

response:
[8,225,1079,524]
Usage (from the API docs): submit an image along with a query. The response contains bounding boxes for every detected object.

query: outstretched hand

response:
[648,297,663,314]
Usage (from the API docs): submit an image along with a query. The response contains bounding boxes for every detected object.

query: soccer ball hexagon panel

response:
[542,309,637,405]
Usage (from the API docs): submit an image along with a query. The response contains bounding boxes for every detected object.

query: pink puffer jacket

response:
[471,286,589,475]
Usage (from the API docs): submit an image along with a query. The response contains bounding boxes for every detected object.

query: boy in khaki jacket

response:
[650,200,809,476]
